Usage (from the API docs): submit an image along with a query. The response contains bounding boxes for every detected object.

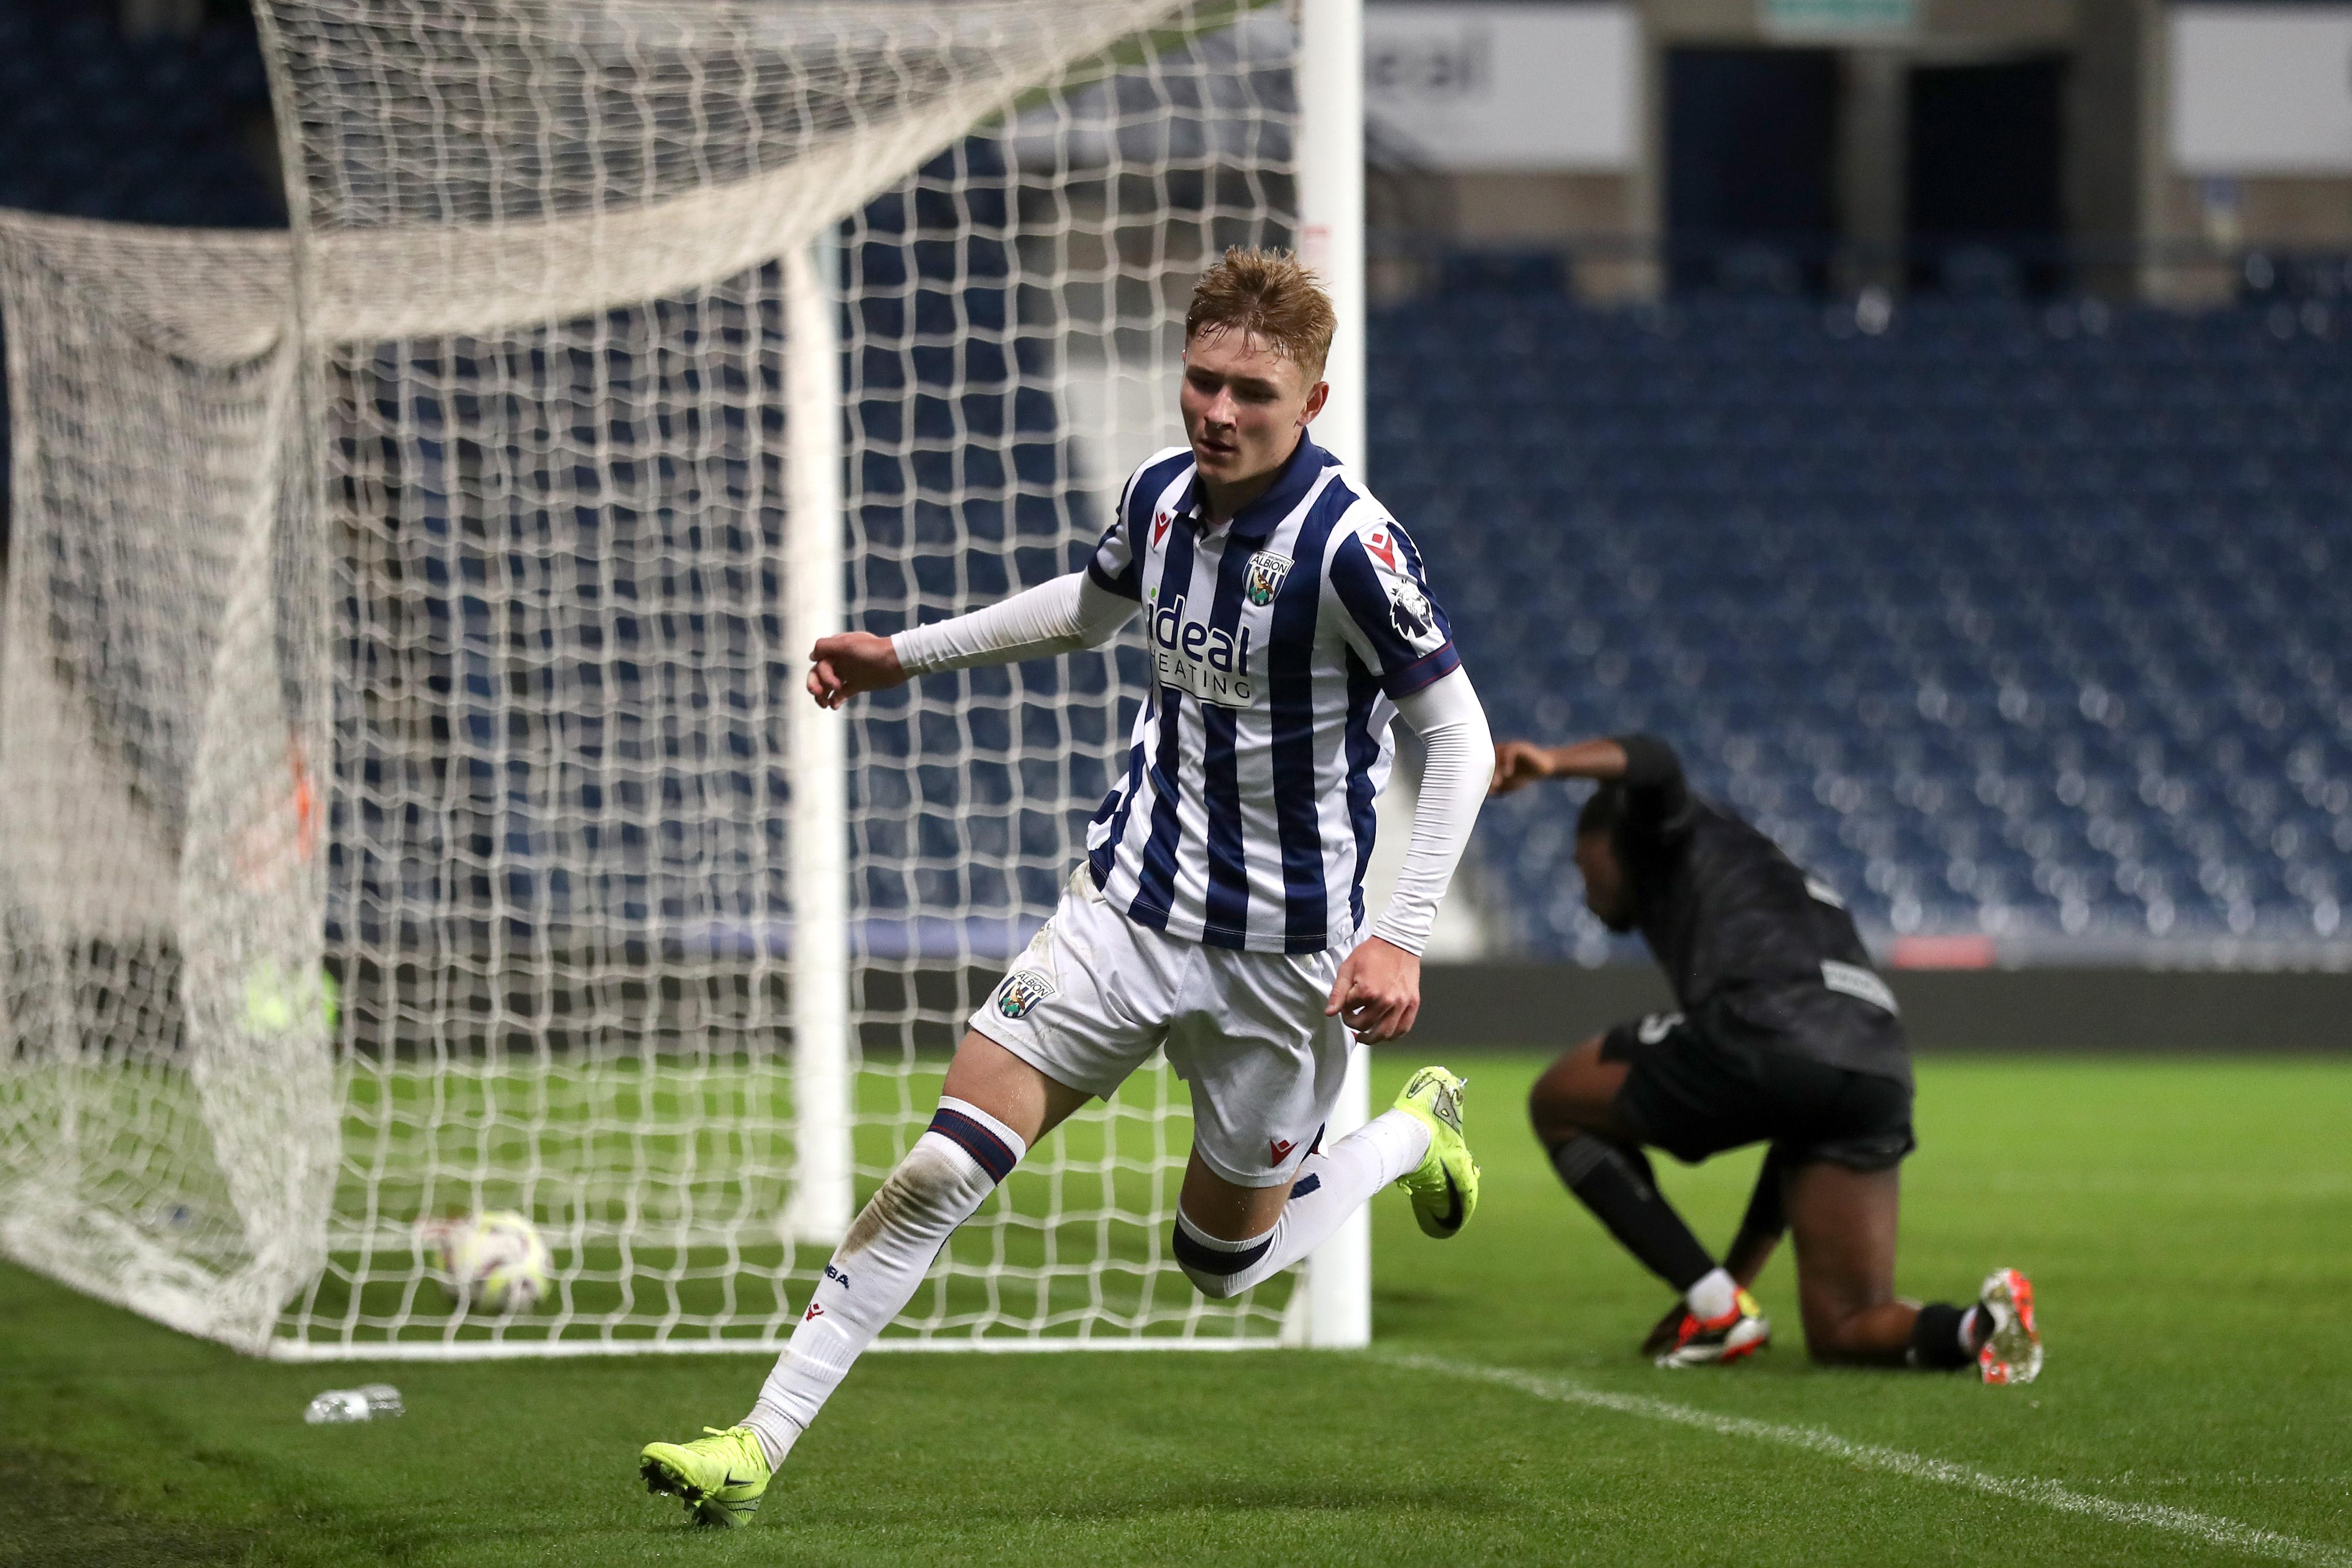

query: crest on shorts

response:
[995,969,1057,1020]
[1243,550,1292,607]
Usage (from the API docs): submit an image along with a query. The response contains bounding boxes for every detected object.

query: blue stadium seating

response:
[1372,291,2352,961]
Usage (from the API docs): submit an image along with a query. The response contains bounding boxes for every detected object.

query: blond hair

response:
[1184,246,1337,383]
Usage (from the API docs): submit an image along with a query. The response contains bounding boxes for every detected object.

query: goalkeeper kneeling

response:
[1489,732,2041,1383]
[640,250,1490,1527]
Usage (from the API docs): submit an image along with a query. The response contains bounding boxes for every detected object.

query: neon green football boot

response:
[1391,1065,1480,1239]
[639,1425,771,1528]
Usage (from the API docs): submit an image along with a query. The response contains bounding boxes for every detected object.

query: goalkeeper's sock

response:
[1548,1132,1719,1296]
[1737,1144,1790,1243]
[1907,1302,1978,1370]
[1169,1109,1430,1298]
[1684,1267,1739,1324]
[741,1097,1026,1467]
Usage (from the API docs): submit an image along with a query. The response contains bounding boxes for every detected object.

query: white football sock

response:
[1172,1108,1431,1300]
[741,1096,1026,1468]
[1686,1267,1739,1323]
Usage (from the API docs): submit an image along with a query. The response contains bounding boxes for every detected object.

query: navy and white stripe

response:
[1083,433,1462,954]
[927,1106,1018,1183]
[1170,1218,1275,1279]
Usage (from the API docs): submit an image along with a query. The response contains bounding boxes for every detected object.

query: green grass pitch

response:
[3,1054,2347,1565]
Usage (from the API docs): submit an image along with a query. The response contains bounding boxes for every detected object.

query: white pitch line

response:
[1374,1351,2352,1567]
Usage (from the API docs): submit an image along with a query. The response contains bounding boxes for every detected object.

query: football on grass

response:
[423,1210,551,1314]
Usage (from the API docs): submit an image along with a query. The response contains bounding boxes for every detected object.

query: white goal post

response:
[1294,0,1372,1352]
[780,233,855,1253]
[0,0,1372,1358]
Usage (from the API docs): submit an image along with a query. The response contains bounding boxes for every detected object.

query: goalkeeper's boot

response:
[1654,1289,1770,1368]
[1641,1298,1688,1358]
[1391,1066,1480,1239]
[639,1425,770,1528]
[1975,1266,2043,1385]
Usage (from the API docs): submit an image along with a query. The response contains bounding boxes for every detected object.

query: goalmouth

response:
[0,0,1371,1360]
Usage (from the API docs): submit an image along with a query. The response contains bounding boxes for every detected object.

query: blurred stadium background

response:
[1,0,2346,1015]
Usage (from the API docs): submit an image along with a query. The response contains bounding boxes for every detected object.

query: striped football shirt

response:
[1083,432,1462,954]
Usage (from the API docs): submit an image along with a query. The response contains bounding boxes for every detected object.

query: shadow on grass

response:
[0,1447,263,1567]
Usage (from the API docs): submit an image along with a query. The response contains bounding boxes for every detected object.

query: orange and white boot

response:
[1655,1288,1771,1368]
[1975,1267,2043,1385]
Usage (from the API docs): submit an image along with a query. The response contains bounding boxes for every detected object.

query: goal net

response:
[0,0,1316,1357]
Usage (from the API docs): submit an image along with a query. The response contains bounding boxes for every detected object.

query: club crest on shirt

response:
[995,969,1057,1020]
[1243,550,1292,607]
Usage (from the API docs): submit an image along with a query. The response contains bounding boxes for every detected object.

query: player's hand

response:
[1326,936,1419,1044]
[806,633,906,709]
[1489,739,1555,796]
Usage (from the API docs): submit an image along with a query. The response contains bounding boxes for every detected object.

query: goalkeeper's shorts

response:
[1601,1000,1916,1172]
[969,865,1349,1188]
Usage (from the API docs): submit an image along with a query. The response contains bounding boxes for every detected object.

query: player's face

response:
[1180,328,1328,493]
[1575,832,1636,933]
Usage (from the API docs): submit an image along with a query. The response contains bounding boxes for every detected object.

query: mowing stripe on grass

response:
[1374,1352,2351,1567]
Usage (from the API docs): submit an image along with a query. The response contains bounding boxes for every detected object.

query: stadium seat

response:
[1371,292,2352,960]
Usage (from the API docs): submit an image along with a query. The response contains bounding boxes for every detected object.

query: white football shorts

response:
[969,865,1353,1188]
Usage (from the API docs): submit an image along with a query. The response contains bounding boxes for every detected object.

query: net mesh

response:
[0,216,331,1350]
[0,0,1303,1356]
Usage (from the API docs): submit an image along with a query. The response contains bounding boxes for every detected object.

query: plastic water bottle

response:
[303,1383,404,1424]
